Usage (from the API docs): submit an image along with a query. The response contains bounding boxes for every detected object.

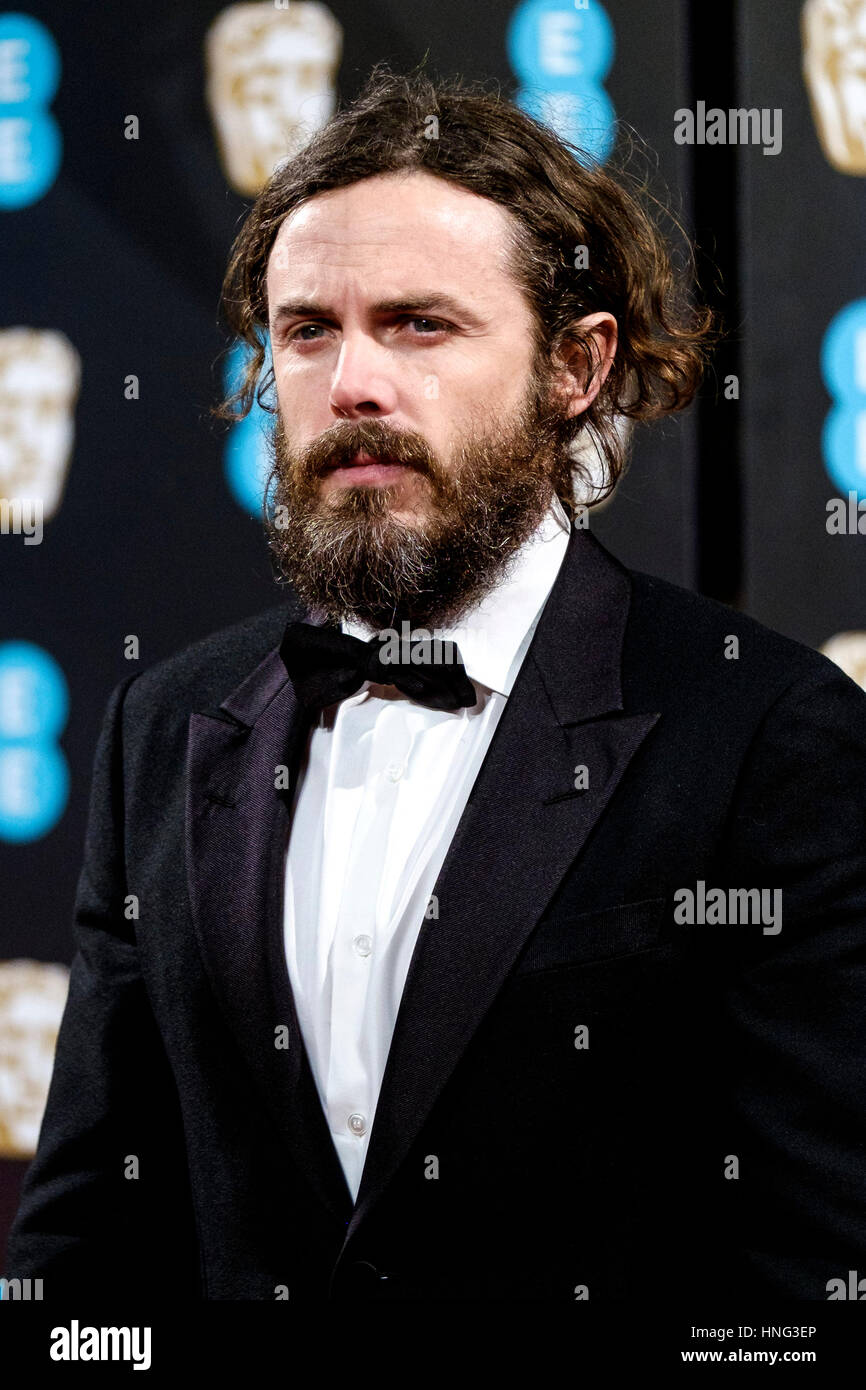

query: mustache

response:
[300,421,435,478]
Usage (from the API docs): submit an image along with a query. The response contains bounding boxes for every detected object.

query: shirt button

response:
[353,934,373,957]
[347,1112,367,1137]
[385,762,405,782]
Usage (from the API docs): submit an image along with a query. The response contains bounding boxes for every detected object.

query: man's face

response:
[263,169,575,630]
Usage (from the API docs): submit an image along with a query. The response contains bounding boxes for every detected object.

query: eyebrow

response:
[270,293,487,330]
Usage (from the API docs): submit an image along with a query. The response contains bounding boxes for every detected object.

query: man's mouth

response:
[322,451,412,485]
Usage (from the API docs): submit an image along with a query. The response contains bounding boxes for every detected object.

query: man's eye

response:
[289,323,326,342]
[405,317,451,335]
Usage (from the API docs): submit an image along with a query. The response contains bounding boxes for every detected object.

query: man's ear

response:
[549,312,618,420]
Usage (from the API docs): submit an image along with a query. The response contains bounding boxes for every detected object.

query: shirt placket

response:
[325,699,412,1192]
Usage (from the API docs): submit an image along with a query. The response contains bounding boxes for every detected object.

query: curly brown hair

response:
[214,64,717,515]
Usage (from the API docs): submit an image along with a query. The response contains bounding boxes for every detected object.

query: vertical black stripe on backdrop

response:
[685,1,743,605]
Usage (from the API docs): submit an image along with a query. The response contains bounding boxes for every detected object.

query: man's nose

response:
[328,333,400,418]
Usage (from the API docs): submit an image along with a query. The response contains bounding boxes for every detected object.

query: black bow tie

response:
[279,620,478,713]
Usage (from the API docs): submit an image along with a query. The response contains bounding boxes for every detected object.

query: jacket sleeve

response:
[4,674,202,1299]
[718,661,866,1298]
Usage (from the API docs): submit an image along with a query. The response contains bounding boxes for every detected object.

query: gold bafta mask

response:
[0,328,80,520]
[802,0,866,174]
[820,630,866,687]
[205,1,343,197]
[0,960,69,1158]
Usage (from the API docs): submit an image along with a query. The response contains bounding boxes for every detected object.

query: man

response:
[8,69,866,1301]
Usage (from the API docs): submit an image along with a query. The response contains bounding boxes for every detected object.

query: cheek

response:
[273,364,326,429]
[456,357,529,423]
[273,353,312,390]
[447,377,512,441]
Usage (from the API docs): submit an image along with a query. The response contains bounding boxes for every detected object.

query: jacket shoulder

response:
[123,598,300,725]
[623,566,855,709]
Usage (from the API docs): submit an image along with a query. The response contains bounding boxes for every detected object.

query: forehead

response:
[267,170,519,289]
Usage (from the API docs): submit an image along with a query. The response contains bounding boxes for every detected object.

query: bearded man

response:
[8,69,866,1303]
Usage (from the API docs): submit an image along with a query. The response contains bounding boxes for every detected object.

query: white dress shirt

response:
[282,496,571,1201]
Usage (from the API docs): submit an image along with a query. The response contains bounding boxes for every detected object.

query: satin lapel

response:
[185,623,354,1223]
[347,528,661,1235]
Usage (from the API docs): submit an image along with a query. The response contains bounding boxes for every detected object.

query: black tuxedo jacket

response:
[8,526,866,1301]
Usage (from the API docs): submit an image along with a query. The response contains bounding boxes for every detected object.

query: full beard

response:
[263,369,569,632]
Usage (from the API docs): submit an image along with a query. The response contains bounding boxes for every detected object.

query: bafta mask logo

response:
[802,0,866,175]
[0,328,80,523]
[0,959,69,1157]
[205,1,343,197]
[820,630,866,688]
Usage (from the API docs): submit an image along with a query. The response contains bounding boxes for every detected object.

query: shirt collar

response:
[342,494,572,698]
